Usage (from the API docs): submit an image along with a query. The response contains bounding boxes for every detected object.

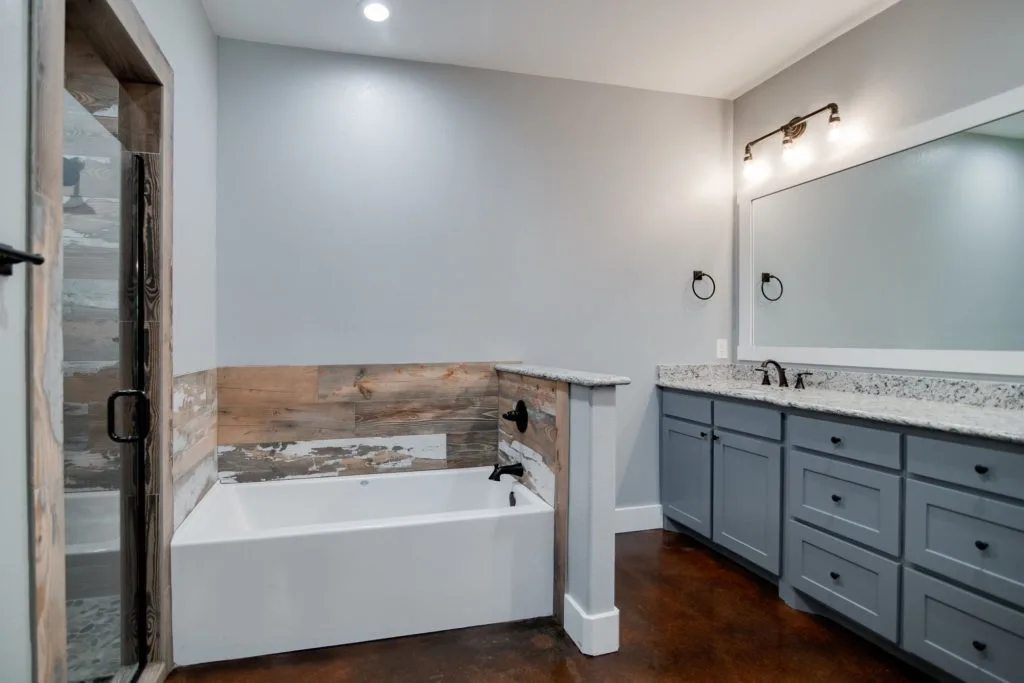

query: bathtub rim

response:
[172,466,552,547]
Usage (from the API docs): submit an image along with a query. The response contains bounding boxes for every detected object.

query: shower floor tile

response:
[67,595,120,683]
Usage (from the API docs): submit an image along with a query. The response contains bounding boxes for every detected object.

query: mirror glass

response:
[752,111,1024,351]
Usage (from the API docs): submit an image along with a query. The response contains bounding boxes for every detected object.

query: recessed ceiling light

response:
[360,1,390,22]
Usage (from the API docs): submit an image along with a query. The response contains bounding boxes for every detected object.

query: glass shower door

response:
[63,35,148,683]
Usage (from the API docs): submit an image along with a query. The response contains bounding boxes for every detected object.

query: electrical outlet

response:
[716,338,729,359]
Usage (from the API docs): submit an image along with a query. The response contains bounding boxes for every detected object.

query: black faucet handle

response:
[794,372,814,390]
[755,368,771,386]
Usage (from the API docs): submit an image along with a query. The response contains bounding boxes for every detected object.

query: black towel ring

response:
[692,271,716,301]
[761,272,783,302]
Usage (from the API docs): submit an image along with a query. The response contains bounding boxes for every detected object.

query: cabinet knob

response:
[831,494,842,503]
[830,436,842,445]
[829,571,840,581]
[975,540,990,551]
[712,435,720,442]
[972,640,987,652]
[975,464,989,475]
[700,432,708,438]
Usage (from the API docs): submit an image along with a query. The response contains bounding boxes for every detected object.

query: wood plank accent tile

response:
[29,0,69,676]
[318,362,499,402]
[65,0,172,86]
[498,373,560,469]
[218,403,354,445]
[171,369,218,529]
[217,363,502,481]
[171,369,218,480]
[353,398,497,435]
[218,435,450,484]
[218,366,319,407]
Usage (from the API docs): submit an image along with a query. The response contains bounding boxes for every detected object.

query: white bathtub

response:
[171,466,554,666]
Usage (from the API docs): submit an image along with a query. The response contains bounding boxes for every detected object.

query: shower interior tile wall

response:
[63,91,122,492]
[216,362,501,482]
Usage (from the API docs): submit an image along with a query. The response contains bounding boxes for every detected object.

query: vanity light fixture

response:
[743,103,842,170]
[360,0,390,22]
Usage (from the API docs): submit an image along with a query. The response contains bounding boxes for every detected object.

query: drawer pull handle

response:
[829,571,840,581]
[831,494,842,503]
[830,436,842,445]
[972,640,987,652]
[975,540,990,551]
[974,464,989,475]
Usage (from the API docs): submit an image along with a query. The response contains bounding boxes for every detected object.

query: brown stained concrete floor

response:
[169,530,934,683]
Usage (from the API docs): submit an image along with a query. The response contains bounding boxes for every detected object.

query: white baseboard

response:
[563,594,619,656]
[615,504,663,534]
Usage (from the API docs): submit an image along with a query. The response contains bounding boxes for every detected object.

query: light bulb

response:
[828,117,844,143]
[781,137,796,163]
[361,1,390,22]
[743,159,771,184]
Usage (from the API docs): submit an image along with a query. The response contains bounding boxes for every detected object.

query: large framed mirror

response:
[737,84,1024,376]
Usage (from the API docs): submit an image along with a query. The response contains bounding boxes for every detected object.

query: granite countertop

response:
[657,366,1024,445]
[495,363,631,387]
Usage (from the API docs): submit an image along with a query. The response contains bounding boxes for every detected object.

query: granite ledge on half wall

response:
[657,363,1024,446]
[494,364,631,387]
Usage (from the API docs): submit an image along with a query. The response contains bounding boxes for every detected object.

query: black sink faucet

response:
[489,463,525,481]
[760,359,788,388]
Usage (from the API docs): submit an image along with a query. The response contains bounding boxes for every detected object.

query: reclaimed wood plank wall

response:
[171,369,218,529]
[496,371,570,622]
[216,362,501,482]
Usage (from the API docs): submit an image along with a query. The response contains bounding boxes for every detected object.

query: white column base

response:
[563,594,620,656]
[615,504,663,533]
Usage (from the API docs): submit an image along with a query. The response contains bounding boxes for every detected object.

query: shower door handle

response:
[107,389,150,443]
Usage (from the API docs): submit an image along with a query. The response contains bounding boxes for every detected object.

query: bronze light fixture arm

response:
[744,103,840,160]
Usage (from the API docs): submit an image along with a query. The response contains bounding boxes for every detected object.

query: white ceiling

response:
[200,0,900,99]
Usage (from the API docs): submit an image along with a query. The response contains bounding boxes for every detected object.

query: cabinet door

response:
[661,417,713,537]
[713,432,782,574]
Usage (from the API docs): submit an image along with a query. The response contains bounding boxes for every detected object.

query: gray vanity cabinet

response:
[659,391,783,575]
[660,386,1024,683]
[713,432,782,573]
[661,417,713,537]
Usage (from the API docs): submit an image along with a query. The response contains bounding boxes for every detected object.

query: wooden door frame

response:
[28,0,174,680]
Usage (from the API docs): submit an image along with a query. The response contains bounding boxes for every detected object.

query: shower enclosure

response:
[49,1,174,680]
[63,35,147,683]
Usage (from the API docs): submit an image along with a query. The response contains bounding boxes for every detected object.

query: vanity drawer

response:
[907,436,1024,502]
[661,391,712,425]
[904,567,1024,683]
[905,479,1024,609]
[789,416,901,470]
[714,400,782,440]
[787,450,901,555]
[786,521,899,642]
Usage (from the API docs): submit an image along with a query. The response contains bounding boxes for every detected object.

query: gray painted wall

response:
[132,0,218,375]
[0,0,33,678]
[216,39,734,507]
[733,0,1024,363]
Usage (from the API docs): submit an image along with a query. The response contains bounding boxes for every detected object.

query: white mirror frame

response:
[738,84,1024,377]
